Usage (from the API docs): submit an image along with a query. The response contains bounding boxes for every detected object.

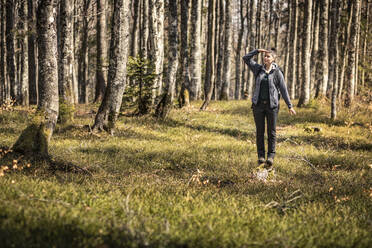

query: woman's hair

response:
[266,48,277,60]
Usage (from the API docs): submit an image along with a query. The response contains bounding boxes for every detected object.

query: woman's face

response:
[263,52,275,66]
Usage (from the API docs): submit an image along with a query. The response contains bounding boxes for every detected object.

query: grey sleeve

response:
[277,70,293,109]
[242,49,261,76]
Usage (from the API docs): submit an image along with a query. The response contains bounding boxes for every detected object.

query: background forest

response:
[0,0,371,247]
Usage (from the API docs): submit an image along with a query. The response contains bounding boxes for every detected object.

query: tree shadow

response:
[278,134,372,151]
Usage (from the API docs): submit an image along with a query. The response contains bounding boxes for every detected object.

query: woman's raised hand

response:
[257,49,269,53]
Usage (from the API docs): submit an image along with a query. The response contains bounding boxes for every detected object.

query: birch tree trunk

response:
[0,0,5,104]
[361,1,369,87]
[155,0,178,118]
[189,0,202,100]
[214,0,224,100]
[28,0,37,105]
[95,0,108,103]
[220,0,231,100]
[310,0,319,95]
[93,0,131,133]
[179,0,190,107]
[330,0,341,120]
[247,0,256,99]
[58,0,75,124]
[18,0,29,106]
[315,0,329,98]
[284,0,292,79]
[345,0,361,107]
[13,0,59,157]
[288,0,298,99]
[200,0,215,110]
[78,0,90,104]
[150,0,164,99]
[297,0,312,106]
[235,0,244,100]
[6,0,17,102]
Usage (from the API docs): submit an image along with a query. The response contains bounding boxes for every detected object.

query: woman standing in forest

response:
[243,49,296,167]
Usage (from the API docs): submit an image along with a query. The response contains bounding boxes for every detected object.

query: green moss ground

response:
[0,99,371,247]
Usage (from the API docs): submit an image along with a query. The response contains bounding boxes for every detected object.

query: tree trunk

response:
[330,0,341,120]
[354,4,361,96]
[28,0,37,105]
[179,0,190,107]
[284,0,292,79]
[247,0,256,99]
[315,0,329,98]
[214,0,224,100]
[200,0,215,110]
[220,0,231,100]
[130,0,139,57]
[310,0,319,95]
[235,0,244,100]
[13,0,59,157]
[58,0,75,124]
[0,0,5,104]
[95,0,108,103]
[92,0,131,133]
[360,0,369,88]
[189,0,202,100]
[18,0,29,106]
[78,0,90,104]
[288,0,297,99]
[155,0,178,118]
[6,0,17,102]
[150,0,164,100]
[298,0,312,106]
[344,0,361,107]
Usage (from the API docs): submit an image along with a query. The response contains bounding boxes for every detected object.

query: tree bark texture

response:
[6,0,17,102]
[298,0,312,107]
[156,0,178,118]
[345,0,361,107]
[179,0,190,107]
[95,0,108,103]
[200,0,215,110]
[13,0,59,156]
[28,0,37,105]
[189,0,202,100]
[220,0,232,100]
[331,0,341,120]
[93,0,130,132]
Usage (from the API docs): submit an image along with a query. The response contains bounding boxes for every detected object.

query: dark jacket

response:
[243,49,293,109]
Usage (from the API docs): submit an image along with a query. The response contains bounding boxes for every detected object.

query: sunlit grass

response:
[0,99,371,247]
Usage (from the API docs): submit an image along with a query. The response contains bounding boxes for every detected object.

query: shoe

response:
[266,157,274,166]
[258,157,265,164]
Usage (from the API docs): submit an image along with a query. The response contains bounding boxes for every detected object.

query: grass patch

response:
[0,99,371,247]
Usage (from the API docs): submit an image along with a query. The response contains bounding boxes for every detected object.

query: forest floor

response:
[0,98,371,247]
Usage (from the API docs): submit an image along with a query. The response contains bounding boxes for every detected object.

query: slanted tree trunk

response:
[6,0,17,102]
[220,0,231,100]
[200,0,215,110]
[298,0,312,107]
[95,0,108,103]
[28,0,37,105]
[189,0,202,100]
[344,0,361,107]
[315,0,329,98]
[155,0,178,118]
[284,0,292,79]
[246,0,255,99]
[13,0,59,157]
[288,0,298,99]
[179,0,190,107]
[330,0,341,120]
[92,0,130,133]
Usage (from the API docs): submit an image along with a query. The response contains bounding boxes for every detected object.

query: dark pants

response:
[252,101,278,159]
